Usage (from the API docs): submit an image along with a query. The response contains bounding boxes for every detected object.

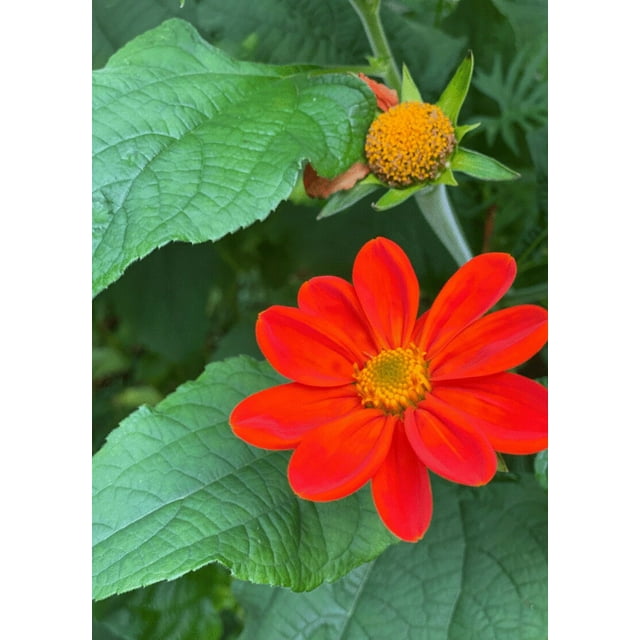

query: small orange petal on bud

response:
[357,74,399,112]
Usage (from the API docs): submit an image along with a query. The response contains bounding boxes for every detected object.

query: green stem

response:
[349,0,474,265]
[306,64,386,78]
[348,0,402,92]
[413,185,473,266]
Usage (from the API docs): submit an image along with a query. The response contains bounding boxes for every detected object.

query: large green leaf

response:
[92,356,396,601]
[235,475,547,639]
[92,18,377,296]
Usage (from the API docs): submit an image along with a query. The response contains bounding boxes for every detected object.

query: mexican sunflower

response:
[230,237,548,542]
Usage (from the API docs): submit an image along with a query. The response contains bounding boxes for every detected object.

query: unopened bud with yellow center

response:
[353,345,431,415]
[365,102,456,187]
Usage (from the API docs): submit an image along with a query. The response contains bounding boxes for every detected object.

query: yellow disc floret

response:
[354,345,431,415]
[365,102,456,187]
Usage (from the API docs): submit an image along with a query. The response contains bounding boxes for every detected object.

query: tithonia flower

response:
[230,237,548,542]
[365,101,456,187]
[303,55,519,212]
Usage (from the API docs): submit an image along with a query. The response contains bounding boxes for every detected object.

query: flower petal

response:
[230,383,361,449]
[432,373,548,454]
[352,237,419,349]
[358,73,399,111]
[256,306,359,386]
[430,305,548,380]
[405,398,497,486]
[303,162,370,199]
[417,253,516,357]
[297,275,378,362]
[371,423,432,542]
[411,309,429,343]
[288,411,394,501]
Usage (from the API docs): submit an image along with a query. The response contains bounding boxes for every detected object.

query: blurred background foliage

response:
[93,0,547,637]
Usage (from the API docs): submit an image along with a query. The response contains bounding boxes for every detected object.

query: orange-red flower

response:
[230,238,548,542]
[303,75,399,199]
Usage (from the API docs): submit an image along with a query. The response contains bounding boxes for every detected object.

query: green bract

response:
[375,53,519,205]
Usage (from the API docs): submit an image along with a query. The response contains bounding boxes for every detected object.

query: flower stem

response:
[413,185,473,265]
[348,0,402,92]
[349,0,474,265]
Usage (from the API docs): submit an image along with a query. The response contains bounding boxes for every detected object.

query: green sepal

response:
[373,182,434,211]
[432,166,458,186]
[436,51,474,126]
[450,147,520,181]
[316,175,383,219]
[400,64,423,102]
[497,452,509,473]
[454,122,481,144]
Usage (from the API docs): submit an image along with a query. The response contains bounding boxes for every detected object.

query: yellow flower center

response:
[365,102,456,187]
[353,345,431,415]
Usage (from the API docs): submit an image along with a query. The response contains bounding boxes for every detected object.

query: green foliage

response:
[93,564,239,640]
[92,1,548,637]
[92,0,199,68]
[93,18,376,296]
[380,3,467,96]
[235,475,547,639]
[535,449,548,491]
[196,0,369,66]
[473,40,547,155]
[106,243,226,362]
[490,0,547,51]
[441,0,516,70]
